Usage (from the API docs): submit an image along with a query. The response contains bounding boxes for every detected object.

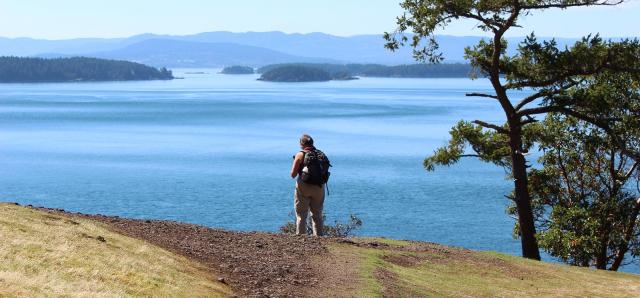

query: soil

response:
[29,206,338,297]
[382,253,424,267]
[374,268,402,298]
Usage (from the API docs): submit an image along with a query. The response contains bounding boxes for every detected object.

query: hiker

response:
[290,134,331,236]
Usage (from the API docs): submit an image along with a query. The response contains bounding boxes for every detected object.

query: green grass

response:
[332,239,640,297]
[355,237,413,247]
[357,247,386,297]
[0,203,232,297]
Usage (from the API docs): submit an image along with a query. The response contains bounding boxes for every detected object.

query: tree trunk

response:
[595,226,610,270]
[610,198,640,271]
[596,194,615,269]
[509,123,541,260]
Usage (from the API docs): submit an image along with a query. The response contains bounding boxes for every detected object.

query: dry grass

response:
[0,203,232,297]
[328,240,640,297]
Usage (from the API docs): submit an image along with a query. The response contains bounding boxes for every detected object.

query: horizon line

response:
[1,30,637,41]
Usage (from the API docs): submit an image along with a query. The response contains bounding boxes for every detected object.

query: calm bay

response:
[2,69,637,272]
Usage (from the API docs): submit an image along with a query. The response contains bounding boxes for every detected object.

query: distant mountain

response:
[85,39,335,68]
[0,31,609,67]
[172,31,417,64]
[172,32,565,64]
[0,37,132,57]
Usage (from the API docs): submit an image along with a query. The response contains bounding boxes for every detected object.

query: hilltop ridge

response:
[2,202,639,297]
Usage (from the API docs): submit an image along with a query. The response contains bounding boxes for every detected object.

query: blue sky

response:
[0,0,638,39]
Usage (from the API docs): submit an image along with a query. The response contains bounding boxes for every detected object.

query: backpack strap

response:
[298,150,306,174]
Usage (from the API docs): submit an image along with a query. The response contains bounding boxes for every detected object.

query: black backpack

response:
[300,149,331,186]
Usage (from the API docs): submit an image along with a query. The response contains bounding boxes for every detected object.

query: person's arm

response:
[290,152,304,178]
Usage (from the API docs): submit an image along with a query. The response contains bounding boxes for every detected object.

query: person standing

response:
[290,134,330,236]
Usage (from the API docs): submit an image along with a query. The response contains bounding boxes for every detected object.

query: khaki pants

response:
[294,181,325,236]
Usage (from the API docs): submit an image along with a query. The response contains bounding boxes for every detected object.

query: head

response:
[299,134,314,148]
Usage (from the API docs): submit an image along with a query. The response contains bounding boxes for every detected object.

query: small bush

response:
[280,212,363,237]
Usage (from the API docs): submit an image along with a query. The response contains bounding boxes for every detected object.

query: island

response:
[0,56,173,83]
[258,63,474,79]
[257,65,358,82]
[258,65,332,82]
[220,65,254,74]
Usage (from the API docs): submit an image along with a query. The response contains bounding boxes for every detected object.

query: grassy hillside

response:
[2,202,639,297]
[0,203,231,297]
[316,238,640,297]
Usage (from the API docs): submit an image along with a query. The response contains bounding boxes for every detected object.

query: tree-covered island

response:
[0,56,173,83]
[220,65,254,74]
[258,65,335,82]
[258,63,473,79]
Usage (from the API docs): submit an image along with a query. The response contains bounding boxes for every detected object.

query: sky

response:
[0,0,638,39]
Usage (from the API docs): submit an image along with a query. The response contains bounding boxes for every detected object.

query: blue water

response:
[1,69,637,273]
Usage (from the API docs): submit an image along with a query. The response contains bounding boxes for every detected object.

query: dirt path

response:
[27,205,471,297]
[86,216,327,297]
[33,206,340,297]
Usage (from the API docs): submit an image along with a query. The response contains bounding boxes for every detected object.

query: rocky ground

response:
[27,205,517,297]
[32,206,335,297]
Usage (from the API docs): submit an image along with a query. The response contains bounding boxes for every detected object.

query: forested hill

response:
[220,65,254,74]
[0,56,173,83]
[258,63,474,78]
[258,65,333,82]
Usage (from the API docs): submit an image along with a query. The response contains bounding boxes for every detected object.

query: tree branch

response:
[473,120,509,134]
[518,106,622,123]
[488,6,520,116]
[623,161,640,180]
[505,70,593,90]
[504,50,639,91]
[559,109,640,163]
[517,105,640,162]
[514,80,581,111]
[520,115,538,126]
[609,197,640,271]
[517,105,565,116]
[458,12,500,32]
[520,0,624,10]
[466,92,499,100]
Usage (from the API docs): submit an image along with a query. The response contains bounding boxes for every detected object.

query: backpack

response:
[300,149,331,186]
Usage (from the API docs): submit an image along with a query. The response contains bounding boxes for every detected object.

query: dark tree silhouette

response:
[0,56,173,82]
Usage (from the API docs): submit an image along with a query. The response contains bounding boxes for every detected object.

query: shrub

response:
[280,213,363,237]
